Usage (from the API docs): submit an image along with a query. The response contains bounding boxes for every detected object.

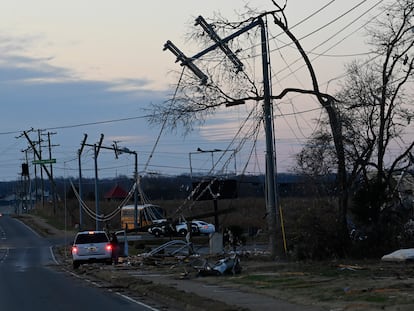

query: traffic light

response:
[21,163,29,176]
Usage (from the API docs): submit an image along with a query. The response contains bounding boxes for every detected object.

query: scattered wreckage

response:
[113,226,270,277]
[381,248,414,262]
[194,254,242,276]
[136,238,243,276]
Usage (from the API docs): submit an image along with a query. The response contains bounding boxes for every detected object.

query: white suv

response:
[71,231,112,269]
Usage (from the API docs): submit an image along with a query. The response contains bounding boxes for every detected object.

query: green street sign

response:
[32,159,57,165]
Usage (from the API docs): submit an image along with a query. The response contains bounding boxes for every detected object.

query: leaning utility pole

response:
[22,130,57,210]
[94,134,104,230]
[38,129,44,208]
[44,131,59,214]
[164,16,279,258]
[78,134,88,231]
[21,147,31,213]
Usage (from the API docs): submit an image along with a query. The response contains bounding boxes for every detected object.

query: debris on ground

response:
[337,264,365,271]
[381,248,414,262]
[195,254,242,277]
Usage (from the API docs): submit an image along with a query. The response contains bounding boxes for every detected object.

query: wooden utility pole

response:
[22,130,57,211]
[78,134,88,231]
[94,134,104,230]
[45,131,58,214]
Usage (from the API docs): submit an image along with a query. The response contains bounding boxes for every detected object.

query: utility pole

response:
[38,130,44,208]
[259,18,278,256]
[133,151,138,229]
[33,144,38,204]
[94,134,104,230]
[21,148,31,213]
[113,141,139,228]
[22,130,57,211]
[78,134,88,231]
[44,131,59,214]
[164,16,279,258]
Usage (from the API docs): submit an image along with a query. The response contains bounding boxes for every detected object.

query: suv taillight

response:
[106,244,112,252]
[72,246,78,254]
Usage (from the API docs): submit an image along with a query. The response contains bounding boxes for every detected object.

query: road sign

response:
[32,159,56,165]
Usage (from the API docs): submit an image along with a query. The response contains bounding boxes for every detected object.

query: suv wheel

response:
[153,228,162,237]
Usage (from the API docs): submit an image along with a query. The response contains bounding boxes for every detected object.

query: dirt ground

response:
[18,214,414,311]
[234,259,414,311]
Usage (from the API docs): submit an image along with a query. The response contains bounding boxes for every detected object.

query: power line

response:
[271,0,386,80]
[235,0,375,62]
[0,114,151,136]
[281,0,372,48]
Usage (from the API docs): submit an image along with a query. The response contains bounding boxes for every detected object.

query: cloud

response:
[0,35,174,181]
[0,45,168,133]
[108,78,155,92]
[105,135,151,145]
[0,55,65,82]
[0,32,42,54]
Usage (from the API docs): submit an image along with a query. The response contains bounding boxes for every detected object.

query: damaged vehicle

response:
[148,220,214,237]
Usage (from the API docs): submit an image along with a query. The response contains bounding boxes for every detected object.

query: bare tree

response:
[296,0,414,250]
[340,0,414,243]
[295,123,337,178]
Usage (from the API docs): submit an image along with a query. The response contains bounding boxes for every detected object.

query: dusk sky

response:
[0,0,401,182]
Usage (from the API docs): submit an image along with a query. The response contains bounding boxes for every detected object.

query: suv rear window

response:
[75,233,109,244]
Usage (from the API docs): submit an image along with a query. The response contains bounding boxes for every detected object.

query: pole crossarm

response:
[195,15,244,72]
[83,142,137,158]
[191,18,261,61]
[164,17,261,85]
[163,40,208,84]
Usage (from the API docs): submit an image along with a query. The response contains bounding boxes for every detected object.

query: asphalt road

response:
[0,214,160,311]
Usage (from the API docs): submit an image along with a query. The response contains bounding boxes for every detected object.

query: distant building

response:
[104,184,128,201]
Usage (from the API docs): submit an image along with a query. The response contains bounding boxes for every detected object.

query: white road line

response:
[65,268,160,311]
[16,218,42,238]
[115,292,161,311]
[49,246,59,265]
[0,248,9,263]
